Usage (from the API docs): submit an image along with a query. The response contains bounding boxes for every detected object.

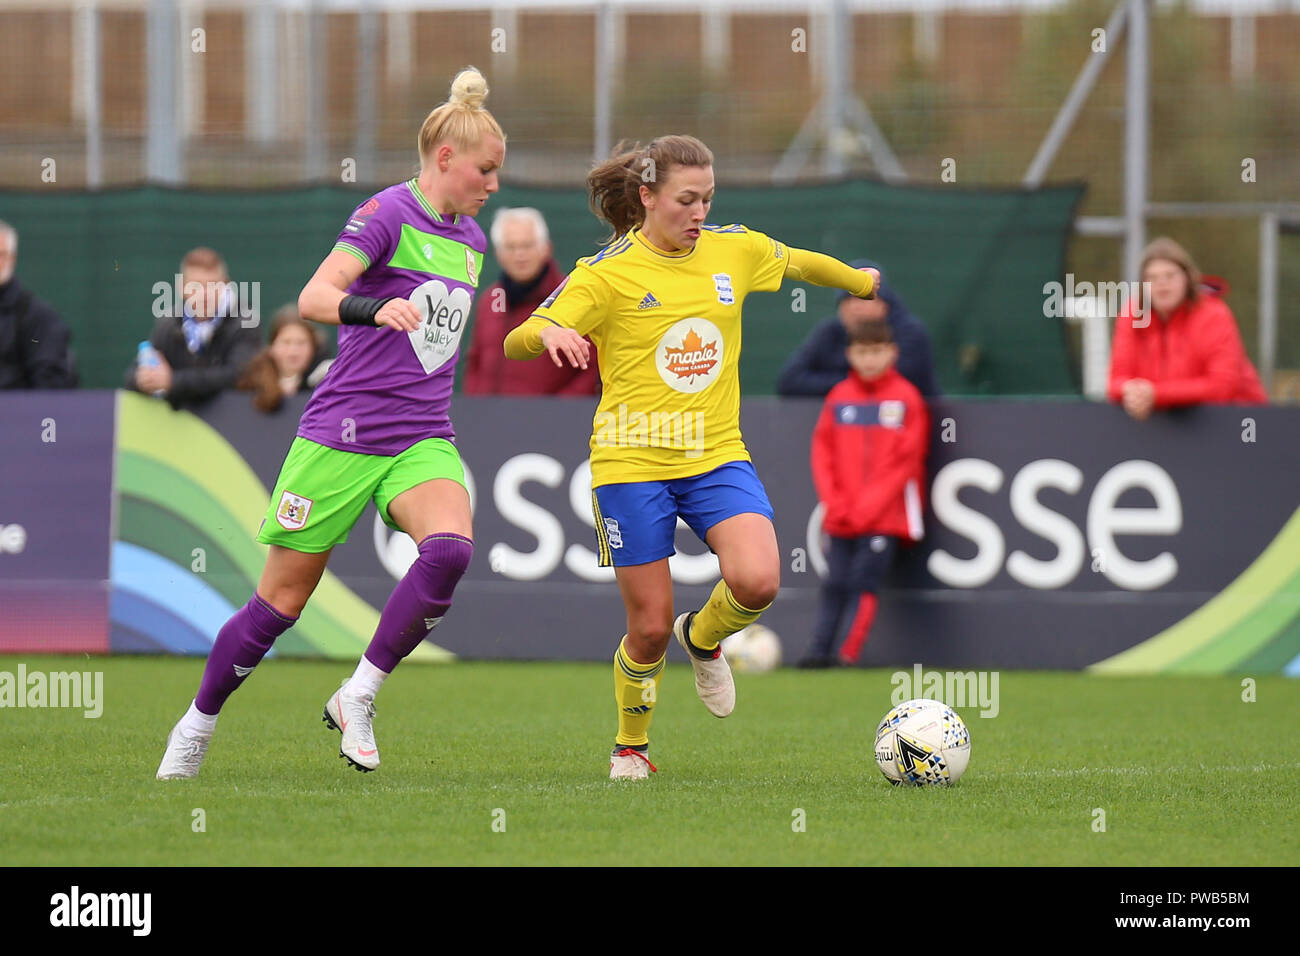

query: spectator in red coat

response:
[463,208,599,395]
[801,320,929,668]
[1108,237,1267,420]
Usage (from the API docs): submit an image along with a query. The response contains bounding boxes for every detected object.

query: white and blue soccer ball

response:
[874,698,972,786]
[721,624,782,674]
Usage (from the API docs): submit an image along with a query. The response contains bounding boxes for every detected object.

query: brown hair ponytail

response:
[586,135,714,243]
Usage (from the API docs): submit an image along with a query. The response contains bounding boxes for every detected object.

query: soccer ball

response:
[874,698,971,786]
[721,624,782,673]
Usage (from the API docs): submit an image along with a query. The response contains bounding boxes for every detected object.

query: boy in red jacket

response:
[800,320,929,668]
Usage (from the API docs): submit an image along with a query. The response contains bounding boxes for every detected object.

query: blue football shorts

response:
[590,460,775,568]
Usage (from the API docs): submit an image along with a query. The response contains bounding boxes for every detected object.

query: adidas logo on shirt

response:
[637,292,662,310]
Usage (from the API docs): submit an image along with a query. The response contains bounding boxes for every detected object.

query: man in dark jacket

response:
[777,259,939,399]
[125,247,261,410]
[464,207,599,396]
[0,220,78,389]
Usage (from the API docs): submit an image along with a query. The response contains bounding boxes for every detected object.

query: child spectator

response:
[801,320,930,668]
[237,305,333,413]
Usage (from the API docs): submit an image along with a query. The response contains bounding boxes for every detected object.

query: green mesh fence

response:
[0,179,1083,395]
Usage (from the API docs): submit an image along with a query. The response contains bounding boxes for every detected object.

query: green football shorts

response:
[255,436,466,553]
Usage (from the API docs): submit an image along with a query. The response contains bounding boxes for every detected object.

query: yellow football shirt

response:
[531,224,788,487]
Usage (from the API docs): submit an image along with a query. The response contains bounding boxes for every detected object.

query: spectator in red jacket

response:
[1108,237,1267,420]
[463,207,599,395]
[801,320,929,668]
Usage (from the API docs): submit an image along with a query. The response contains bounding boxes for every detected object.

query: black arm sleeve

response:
[21,301,77,389]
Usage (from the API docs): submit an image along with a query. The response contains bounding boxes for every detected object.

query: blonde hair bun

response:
[449,67,488,110]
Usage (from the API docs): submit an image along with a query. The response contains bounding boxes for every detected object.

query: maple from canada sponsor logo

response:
[655,317,723,393]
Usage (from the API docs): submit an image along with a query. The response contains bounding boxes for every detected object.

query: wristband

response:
[339,294,395,326]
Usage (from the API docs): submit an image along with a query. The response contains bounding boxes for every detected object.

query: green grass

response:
[1,655,1297,866]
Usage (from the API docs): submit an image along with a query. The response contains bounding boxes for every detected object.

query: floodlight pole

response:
[79,1,103,189]
[1259,212,1278,391]
[594,1,614,163]
[145,0,182,183]
[304,2,326,181]
[246,3,278,147]
[356,0,380,182]
[1123,0,1149,284]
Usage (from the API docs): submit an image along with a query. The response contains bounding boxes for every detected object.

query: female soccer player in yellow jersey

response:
[504,135,879,780]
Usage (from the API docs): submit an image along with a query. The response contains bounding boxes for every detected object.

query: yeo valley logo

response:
[409,279,472,375]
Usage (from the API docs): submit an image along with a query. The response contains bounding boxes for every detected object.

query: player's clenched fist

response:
[857,267,881,299]
[539,325,590,369]
[375,298,423,333]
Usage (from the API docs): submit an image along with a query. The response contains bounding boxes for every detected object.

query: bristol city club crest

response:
[276,491,313,530]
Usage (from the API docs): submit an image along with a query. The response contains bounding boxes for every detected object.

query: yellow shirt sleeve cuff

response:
[503,316,553,360]
[784,247,875,298]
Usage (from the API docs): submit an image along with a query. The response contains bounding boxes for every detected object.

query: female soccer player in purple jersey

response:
[505,135,879,779]
[157,68,505,779]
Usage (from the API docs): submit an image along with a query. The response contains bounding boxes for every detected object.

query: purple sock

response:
[194,595,298,715]
[364,532,473,673]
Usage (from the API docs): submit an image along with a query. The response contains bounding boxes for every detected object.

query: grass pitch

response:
[2,655,1296,866]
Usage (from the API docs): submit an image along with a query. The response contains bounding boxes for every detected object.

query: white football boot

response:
[673,612,736,718]
[156,721,212,780]
[609,746,657,780]
[323,683,380,772]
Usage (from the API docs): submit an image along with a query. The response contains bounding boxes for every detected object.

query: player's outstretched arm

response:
[504,316,589,369]
[297,249,421,332]
[784,248,879,300]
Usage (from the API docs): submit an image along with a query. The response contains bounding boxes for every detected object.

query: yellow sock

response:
[613,636,664,748]
[688,580,771,652]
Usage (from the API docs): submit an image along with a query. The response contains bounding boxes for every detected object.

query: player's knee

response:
[258,586,311,619]
[627,613,672,654]
[407,533,474,599]
[731,572,779,611]
[416,532,473,573]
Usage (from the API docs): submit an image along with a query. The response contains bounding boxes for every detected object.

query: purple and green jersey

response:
[296,179,486,456]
